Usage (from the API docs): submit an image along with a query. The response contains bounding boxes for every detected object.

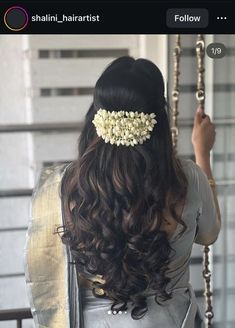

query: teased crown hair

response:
[92,109,157,146]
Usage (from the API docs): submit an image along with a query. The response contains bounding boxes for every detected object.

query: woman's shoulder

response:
[178,157,201,174]
[178,157,196,169]
[178,157,207,192]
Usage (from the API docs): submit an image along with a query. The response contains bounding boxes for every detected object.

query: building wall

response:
[0,36,34,328]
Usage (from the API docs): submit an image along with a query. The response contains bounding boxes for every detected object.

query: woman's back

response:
[79,158,219,328]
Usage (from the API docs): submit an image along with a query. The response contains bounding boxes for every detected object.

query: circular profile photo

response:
[4,6,29,32]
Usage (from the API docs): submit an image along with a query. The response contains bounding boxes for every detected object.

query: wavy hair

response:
[59,56,188,320]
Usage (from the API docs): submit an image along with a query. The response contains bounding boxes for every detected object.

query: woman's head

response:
[60,56,187,319]
[92,57,170,148]
[80,56,175,183]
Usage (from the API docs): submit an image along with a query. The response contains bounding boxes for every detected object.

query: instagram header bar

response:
[0,1,234,34]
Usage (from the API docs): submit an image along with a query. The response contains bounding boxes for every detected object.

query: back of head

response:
[61,56,188,319]
[80,56,175,183]
[94,56,165,112]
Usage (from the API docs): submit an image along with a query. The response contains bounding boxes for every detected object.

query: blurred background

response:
[0,34,234,327]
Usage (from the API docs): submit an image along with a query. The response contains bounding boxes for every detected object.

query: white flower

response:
[92,108,157,147]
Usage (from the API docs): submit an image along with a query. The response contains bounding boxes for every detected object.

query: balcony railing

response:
[0,308,32,328]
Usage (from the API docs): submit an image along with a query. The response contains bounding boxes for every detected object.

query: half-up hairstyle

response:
[60,56,188,320]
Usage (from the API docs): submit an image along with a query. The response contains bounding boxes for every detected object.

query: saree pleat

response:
[24,163,83,328]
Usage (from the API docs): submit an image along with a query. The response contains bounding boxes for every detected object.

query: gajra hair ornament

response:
[92,109,157,146]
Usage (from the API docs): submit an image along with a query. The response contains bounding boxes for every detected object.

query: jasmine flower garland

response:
[92,109,157,146]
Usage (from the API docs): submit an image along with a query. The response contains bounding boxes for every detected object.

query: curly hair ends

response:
[59,56,188,320]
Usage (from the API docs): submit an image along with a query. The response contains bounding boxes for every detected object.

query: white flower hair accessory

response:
[92,109,157,146]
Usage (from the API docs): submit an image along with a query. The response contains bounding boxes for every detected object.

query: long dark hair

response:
[60,56,188,320]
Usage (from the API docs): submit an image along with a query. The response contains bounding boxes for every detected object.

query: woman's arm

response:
[191,107,221,244]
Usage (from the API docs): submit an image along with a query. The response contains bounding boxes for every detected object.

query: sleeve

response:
[191,161,221,245]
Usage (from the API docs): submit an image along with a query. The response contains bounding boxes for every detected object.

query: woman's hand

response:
[191,106,216,158]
